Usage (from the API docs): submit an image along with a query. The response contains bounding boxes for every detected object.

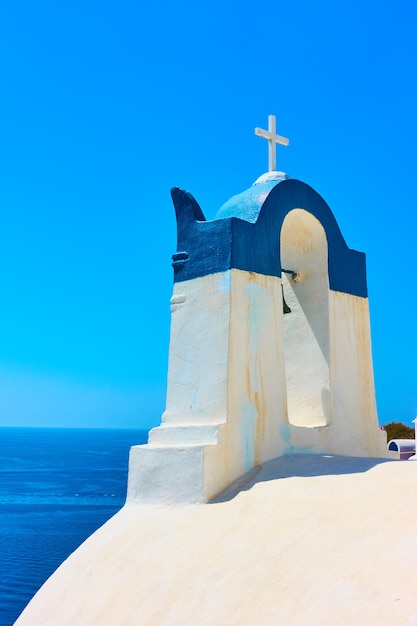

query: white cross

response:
[254,115,289,172]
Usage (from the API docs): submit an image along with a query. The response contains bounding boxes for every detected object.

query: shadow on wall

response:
[210,453,397,503]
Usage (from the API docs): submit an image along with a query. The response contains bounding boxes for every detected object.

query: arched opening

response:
[280,209,330,428]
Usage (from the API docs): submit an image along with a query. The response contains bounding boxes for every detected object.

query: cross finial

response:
[254,115,289,172]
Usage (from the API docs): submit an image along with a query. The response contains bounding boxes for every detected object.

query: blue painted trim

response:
[170,179,368,298]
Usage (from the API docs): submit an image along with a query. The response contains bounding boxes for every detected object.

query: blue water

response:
[0,427,148,626]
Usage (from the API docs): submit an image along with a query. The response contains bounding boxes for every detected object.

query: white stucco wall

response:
[328,290,387,455]
[127,272,232,504]
[202,269,289,501]
[288,290,387,456]
[227,269,288,468]
[162,271,231,427]
[127,269,289,504]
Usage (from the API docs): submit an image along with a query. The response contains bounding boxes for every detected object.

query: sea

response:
[0,427,149,626]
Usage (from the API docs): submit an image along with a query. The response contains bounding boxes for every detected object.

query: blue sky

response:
[0,0,416,428]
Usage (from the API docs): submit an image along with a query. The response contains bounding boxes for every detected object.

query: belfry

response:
[127,115,389,504]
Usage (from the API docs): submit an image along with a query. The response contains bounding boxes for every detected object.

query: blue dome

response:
[215,171,290,223]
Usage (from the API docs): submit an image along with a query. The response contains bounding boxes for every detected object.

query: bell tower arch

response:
[281,208,330,428]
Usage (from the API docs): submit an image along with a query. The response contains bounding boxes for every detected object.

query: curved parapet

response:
[172,178,367,298]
